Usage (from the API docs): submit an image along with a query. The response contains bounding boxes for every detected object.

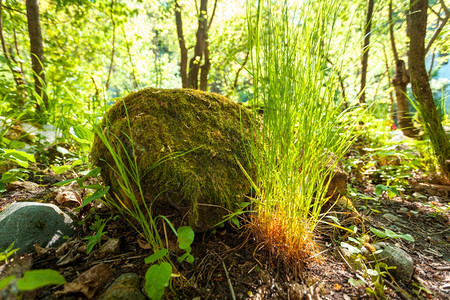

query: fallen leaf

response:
[54,189,82,207]
[56,263,113,298]
[137,238,151,250]
[363,243,376,253]
[34,243,50,256]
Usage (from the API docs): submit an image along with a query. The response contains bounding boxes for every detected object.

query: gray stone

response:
[0,202,75,255]
[101,273,145,300]
[383,213,400,223]
[362,242,414,282]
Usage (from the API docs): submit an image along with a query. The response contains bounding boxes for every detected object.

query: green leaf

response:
[370,227,387,238]
[366,269,378,276]
[81,186,110,208]
[71,160,82,168]
[0,55,8,63]
[0,275,15,290]
[79,167,101,178]
[51,164,71,175]
[53,178,77,186]
[326,215,341,225]
[238,202,250,208]
[56,146,72,156]
[144,262,172,300]
[185,254,194,263]
[384,229,399,238]
[1,169,28,183]
[400,234,414,242]
[3,149,35,162]
[231,216,240,228]
[2,149,35,168]
[375,184,388,197]
[70,126,93,145]
[340,242,360,254]
[177,226,194,251]
[16,269,66,291]
[145,248,168,264]
[348,278,365,287]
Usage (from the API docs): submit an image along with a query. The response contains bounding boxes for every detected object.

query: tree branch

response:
[233,50,249,90]
[389,0,399,62]
[439,0,449,16]
[175,0,188,88]
[105,0,116,90]
[207,0,217,31]
[425,13,448,54]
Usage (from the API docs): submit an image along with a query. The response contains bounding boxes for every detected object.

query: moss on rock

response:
[91,88,255,231]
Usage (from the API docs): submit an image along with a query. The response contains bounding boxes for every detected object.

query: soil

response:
[0,166,449,300]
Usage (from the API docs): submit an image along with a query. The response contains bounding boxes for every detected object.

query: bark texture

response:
[26,0,48,111]
[389,0,418,137]
[409,0,450,177]
[175,0,188,88]
[188,0,208,89]
[175,0,211,90]
[359,0,374,104]
[392,60,418,137]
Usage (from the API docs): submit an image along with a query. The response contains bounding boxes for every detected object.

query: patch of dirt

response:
[1,172,449,299]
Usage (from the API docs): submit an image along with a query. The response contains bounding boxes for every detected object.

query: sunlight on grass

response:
[246,0,357,267]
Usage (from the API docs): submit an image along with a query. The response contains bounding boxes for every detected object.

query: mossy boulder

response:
[91,88,254,231]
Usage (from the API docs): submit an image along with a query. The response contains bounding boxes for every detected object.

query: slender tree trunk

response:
[392,60,418,137]
[122,27,138,89]
[383,49,396,125]
[199,36,210,91]
[175,0,188,88]
[188,0,208,90]
[389,0,418,137]
[409,0,450,177]
[0,0,26,106]
[26,0,48,112]
[359,0,374,104]
[105,0,116,90]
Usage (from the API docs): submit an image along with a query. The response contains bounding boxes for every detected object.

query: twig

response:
[384,279,410,300]
[222,261,236,300]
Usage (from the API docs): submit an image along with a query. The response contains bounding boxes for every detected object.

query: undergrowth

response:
[246,0,358,269]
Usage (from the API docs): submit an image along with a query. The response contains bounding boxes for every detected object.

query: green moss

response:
[91,88,255,230]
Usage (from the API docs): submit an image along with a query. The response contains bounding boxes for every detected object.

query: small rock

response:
[428,196,441,203]
[97,238,121,258]
[0,202,75,255]
[100,273,145,300]
[382,213,400,223]
[288,282,306,300]
[362,242,414,282]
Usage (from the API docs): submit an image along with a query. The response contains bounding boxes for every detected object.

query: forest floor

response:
[0,149,449,299]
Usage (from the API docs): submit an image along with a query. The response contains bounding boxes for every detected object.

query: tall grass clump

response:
[246,0,356,267]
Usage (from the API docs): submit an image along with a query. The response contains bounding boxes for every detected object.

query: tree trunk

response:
[26,0,48,112]
[175,0,188,88]
[392,60,418,137]
[389,0,418,137]
[199,35,210,91]
[188,0,208,90]
[359,0,374,104]
[409,0,450,177]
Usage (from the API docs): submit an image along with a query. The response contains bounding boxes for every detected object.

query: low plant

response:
[92,103,197,299]
[338,223,414,299]
[0,242,19,264]
[246,0,357,265]
[0,269,65,298]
